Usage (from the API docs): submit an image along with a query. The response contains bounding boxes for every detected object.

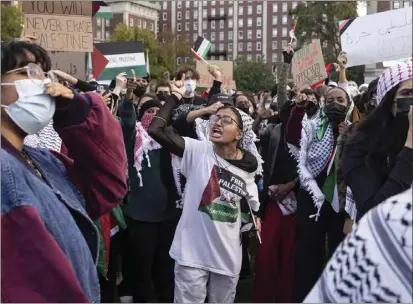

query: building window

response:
[177,12,182,20]
[247,54,252,61]
[228,43,233,51]
[194,10,198,19]
[142,21,147,29]
[219,31,224,40]
[211,32,216,41]
[220,8,225,16]
[219,43,224,51]
[203,9,207,18]
[282,40,288,48]
[272,28,278,37]
[194,22,198,30]
[177,57,182,65]
[393,1,400,9]
[194,1,198,7]
[239,19,243,27]
[211,0,216,5]
[257,17,262,27]
[247,42,252,51]
[203,21,207,29]
[238,42,243,51]
[282,15,288,24]
[129,18,133,27]
[185,11,190,19]
[272,53,278,62]
[282,27,288,37]
[211,44,216,51]
[239,6,243,15]
[272,41,278,50]
[97,17,101,26]
[257,42,262,51]
[186,0,190,8]
[404,1,411,8]
[248,5,252,15]
[96,30,101,39]
[247,18,252,27]
[177,1,182,9]
[193,33,198,41]
[211,8,216,17]
[185,22,190,30]
[211,56,216,60]
[220,20,225,28]
[257,5,262,14]
[105,31,110,39]
[282,2,288,12]
[257,54,262,61]
[211,20,216,29]
[273,3,278,12]
[228,55,233,61]
[203,1,207,6]
[292,1,298,9]
[273,15,278,25]
[177,23,182,31]
[247,30,252,39]
[163,12,167,21]
[229,7,233,16]
[106,19,110,26]
[150,22,154,31]
[257,29,262,39]
[137,20,141,27]
[238,30,243,39]
[163,2,167,10]
[163,24,167,30]
[228,19,233,28]
[203,33,207,38]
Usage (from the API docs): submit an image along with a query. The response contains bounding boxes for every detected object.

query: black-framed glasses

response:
[210,114,242,129]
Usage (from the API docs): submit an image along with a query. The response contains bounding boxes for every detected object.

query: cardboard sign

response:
[49,51,86,80]
[291,40,327,90]
[22,1,93,52]
[340,7,412,67]
[196,60,234,89]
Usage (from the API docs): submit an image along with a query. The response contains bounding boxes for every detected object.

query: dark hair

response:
[315,84,329,100]
[217,105,244,131]
[300,88,320,102]
[1,41,51,75]
[326,86,351,106]
[175,66,200,81]
[344,84,407,172]
[155,82,171,92]
[137,93,158,107]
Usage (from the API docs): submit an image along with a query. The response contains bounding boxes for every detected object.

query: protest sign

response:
[22,1,93,52]
[291,39,327,90]
[196,60,234,89]
[49,51,86,80]
[339,7,412,67]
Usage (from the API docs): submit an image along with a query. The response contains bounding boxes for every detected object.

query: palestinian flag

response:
[93,41,147,81]
[191,36,212,61]
[92,1,112,18]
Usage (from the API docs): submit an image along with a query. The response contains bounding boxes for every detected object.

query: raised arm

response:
[278,44,294,107]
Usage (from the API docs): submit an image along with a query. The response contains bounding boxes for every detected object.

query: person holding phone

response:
[341,62,413,221]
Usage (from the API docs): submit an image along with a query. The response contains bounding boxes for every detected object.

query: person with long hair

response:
[341,63,413,221]
[148,76,261,303]
[291,86,354,302]
[1,40,127,302]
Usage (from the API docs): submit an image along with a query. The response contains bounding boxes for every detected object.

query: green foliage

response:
[110,24,192,81]
[234,57,275,93]
[1,4,23,41]
[291,1,364,83]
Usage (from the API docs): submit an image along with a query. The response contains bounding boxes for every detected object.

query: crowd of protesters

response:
[1,37,412,304]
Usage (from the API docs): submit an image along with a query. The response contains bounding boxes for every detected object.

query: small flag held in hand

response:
[289,18,298,43]
[191,36,212,64]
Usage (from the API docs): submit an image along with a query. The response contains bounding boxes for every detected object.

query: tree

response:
[234,57,275,93]
[291,1,365,83]
[1,4,23,41]
[111,24,192,81]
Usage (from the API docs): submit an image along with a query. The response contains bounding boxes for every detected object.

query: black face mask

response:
[396,97,412,117]
[133,85,148,98]
[306,102,319,118]
[325,103,347,126]
[237,106,250,115]
[157,92,168,102]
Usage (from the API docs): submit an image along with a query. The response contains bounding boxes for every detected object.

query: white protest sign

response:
[340,7,412,67]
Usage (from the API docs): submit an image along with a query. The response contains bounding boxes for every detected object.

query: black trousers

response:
[292,190,345,302]
[123,217,179,303]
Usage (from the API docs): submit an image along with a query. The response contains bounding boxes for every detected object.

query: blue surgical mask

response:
[1,79,55,135]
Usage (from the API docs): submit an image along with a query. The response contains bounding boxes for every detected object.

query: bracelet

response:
[153,116,167,124]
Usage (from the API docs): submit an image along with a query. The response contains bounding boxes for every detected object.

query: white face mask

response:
[1,79,55,135]
[184,79,197,94]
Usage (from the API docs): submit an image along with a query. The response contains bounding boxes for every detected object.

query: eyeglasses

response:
[210,114,242,129]
[4,63,57,85]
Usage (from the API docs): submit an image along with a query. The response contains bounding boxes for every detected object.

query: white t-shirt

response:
[170,138,260,277]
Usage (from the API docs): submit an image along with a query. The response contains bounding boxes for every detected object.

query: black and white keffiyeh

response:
[304,187,413,303]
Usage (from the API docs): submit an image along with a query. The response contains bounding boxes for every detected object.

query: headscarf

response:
[377,62,412,104]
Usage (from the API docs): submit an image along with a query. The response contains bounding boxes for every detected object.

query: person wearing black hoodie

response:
[118,76,181,303]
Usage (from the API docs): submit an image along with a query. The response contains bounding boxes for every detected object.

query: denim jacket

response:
[1,92,127,303]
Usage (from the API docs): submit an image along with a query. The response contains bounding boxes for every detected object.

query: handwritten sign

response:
[49,51,86,80]
[196,60,234,89]
[340,7,412,67]
[22,1,93,52]
[291,39,327,90]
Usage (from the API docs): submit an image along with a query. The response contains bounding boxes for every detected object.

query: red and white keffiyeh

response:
[377,62,412,104]
[134,113,161,187]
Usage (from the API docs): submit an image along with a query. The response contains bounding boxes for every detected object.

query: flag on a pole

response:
[289,18,298,43]
[191,36,212,61]
[92,1,112,18]
[145,49,151,93]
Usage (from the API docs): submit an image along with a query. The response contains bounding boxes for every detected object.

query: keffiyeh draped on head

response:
[377,62,412,104]
[134,113,161,187]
